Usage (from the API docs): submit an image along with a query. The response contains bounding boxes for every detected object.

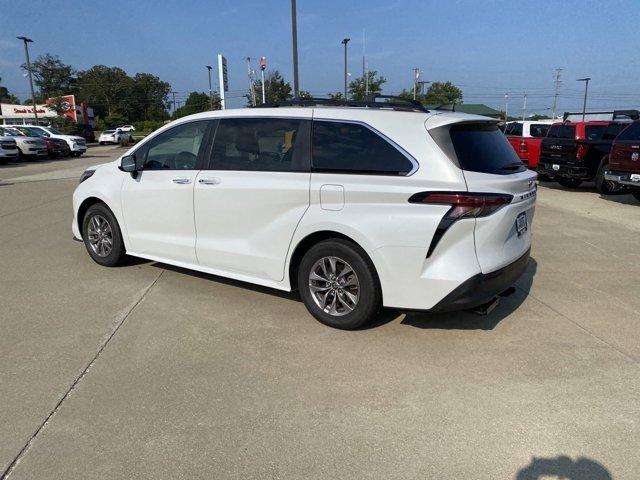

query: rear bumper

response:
[604,170,640,188]
[537,161,590,180]
[427,248,530,312]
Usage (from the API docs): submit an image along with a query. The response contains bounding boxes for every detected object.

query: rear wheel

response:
[558,178,582,188]
[595,157,623,195]
[82,203,126,267]
[298,239,381,330]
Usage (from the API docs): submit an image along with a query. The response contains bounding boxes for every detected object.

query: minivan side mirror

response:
[119,155,138,177]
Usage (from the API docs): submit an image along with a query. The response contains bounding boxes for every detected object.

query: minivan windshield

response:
[435,123,525,175]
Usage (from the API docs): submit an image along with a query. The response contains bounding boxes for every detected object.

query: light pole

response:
[291,0,299,98]
[205,66,213,109]
[259,57,267,104]
[341,37,350,99]
[412,68,420,100]
[577,77,591,121]
[17,36,38,122]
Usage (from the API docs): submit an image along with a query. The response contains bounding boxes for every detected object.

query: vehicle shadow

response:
[148,256,537,332]
[399,257,537,331]
[598,192,639,206]
[515,455,612,479]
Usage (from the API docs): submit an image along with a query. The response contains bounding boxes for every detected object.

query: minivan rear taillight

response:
[409,192,514,258]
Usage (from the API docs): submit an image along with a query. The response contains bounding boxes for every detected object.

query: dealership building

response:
[0,95,94,126]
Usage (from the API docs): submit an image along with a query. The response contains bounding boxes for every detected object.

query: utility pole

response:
[551,67,563,120]
[412,68,420,100]
[171,91,177,115]
[205,66,213,109]
[17,36,38,122]
[504,92,509,122]
[522,91,527,121]
[362,29,368,97]
[246,57,256,106]
[291,0,299,97]
[577,77,591,121]
[341,37,350,99]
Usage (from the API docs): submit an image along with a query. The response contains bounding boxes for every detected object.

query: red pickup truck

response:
[604,120,640,202]
[504,120,554,170]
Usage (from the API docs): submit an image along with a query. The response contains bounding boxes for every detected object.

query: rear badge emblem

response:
[632,152,639,162]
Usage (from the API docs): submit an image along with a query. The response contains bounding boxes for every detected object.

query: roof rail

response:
[254,95,430,113]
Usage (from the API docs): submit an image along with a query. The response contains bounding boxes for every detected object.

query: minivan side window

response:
[141,121,208,170]
[614,122,640,142]
[312,120,414,175]
[209,118,309,172]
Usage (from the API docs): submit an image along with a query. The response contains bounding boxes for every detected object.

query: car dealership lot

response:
[1,147,638,479]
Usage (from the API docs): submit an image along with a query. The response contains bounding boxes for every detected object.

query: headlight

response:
[79,169,95,184]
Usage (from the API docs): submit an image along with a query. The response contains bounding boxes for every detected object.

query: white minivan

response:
[72,99,536,329]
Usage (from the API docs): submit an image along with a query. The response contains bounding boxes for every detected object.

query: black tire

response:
[99,141,105,145]
[633,191,640,203]
[595,157,624,195]
[82,203,126,267]
[557,178,582,188]
[298,238,381,330]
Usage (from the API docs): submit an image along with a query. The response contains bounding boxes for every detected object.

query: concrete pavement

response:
[0,149,638,479]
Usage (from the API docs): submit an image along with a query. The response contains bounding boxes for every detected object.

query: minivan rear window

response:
[546,124,576,139]
[431,123,525,175]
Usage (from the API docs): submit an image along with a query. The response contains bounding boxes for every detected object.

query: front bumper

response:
[70,143,87,152]
[538,161,590,180]
[428,248,530,312]
[604,170,640,188]
[0,151,19,159]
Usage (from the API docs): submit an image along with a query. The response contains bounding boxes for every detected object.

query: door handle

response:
[172,178,191,184]
[198,177,221,185]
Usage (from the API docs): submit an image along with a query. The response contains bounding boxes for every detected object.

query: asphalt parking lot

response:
[1,146,639,479]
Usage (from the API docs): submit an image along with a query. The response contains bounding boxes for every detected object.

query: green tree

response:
[348,70,386,101]
[77,65,133,118]
[328,92,344,100]
[0,78,20,104]
[125,73,171,122]
[25,54,77,100]
[172,91,220,119]
[298,90,312,99]
[399,80,464,106]
[252,70,292,105]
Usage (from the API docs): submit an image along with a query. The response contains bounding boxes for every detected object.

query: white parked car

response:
[99,128,131,145]
[72,100,536,329]
[0,135,19,164]
[118,125,136,132]
[21,125,86,157]
[0,126,47,159]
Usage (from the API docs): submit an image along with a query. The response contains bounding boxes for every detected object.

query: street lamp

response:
[17,36,38,122]
[341,37,350,99]
[291,0,299,98]
[205,65,213,109]
[577,77,591,121]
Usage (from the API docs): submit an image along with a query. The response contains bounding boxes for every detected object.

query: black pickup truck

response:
[537,121,629,190]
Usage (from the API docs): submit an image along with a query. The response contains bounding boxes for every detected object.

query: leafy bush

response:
[132,120,166,133]
[48,115,76,134]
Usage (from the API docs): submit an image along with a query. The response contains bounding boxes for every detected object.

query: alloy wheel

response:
[87,214,113,257]
[308,256,360,316]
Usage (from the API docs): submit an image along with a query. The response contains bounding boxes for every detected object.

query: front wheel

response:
[82,203,126,267]
[298,239,381,330]
[558,178,582,188]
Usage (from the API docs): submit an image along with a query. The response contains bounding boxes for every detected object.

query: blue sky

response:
[2,0,640,113]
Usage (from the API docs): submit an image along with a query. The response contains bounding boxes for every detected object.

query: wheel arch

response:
[287,230,380,292]
[77,196,115,231]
